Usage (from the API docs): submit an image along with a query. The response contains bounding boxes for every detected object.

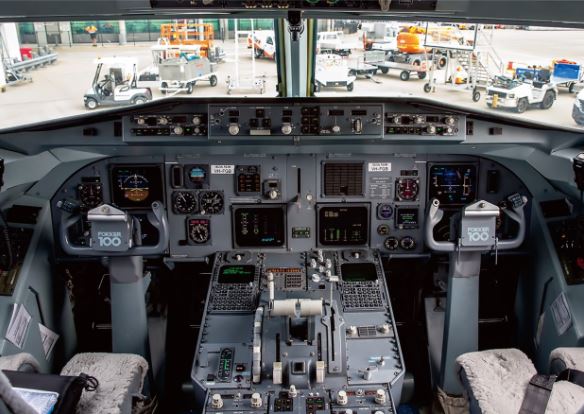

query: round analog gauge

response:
[377,224,390,236]
[384,236,399,250]
[173,191,197,214]
[189,220,210,244]
[78,183,103,208]
[199,191,224,214]
[188,166,207,187]
[396,178,419,201]
[377,203,394,220]
[121,174,150,203]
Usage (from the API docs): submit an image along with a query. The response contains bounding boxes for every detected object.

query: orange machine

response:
[160,23,216,58]
[397,25,464,54]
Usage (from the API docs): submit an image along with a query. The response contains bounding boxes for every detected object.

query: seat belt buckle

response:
[529,374,557,391]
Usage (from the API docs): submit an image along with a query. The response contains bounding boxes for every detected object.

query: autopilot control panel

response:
[191,249,401,414]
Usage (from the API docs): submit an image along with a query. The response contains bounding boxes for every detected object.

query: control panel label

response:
[211,165,235,175]
[368,176,392,199]
[368,162,392,172]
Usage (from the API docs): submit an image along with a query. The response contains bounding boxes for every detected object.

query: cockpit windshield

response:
[2,18,584,130]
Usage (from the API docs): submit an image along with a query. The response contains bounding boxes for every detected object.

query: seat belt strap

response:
[518,374,556,414]
[519,369,584,414]
[557,368,584,387]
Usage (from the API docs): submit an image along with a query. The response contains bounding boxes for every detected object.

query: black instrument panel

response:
[232,205,287,248]
[317,204,369,246]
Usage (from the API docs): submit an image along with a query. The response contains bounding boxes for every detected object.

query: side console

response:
[191,249,404,413]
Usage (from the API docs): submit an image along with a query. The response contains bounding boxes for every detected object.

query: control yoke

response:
[424,193,527,394]
[425,193,527,254]
[58,200,169,256]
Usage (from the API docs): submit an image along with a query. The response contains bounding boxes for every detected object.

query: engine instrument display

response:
[318,204,369,246]
[341,263,378,282]
[429,164,477,205]
[218,265,256,284]
[110,165,163,208]
[233,205,286,247]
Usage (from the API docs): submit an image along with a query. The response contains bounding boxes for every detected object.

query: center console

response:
[191,249,402,414]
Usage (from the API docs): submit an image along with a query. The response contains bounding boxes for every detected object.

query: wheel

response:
[472,89,481,102]
[254,48,263,59]
[161,82,168,95]
[400,71,410,81]
[516,98,528,113]
[347,82,354,92]
[209,75,218,87]
[569,82,576,94]
[85,98,98,110]
[133,96,147,105]
[349,70,356,76]
[186,83,194,94]
[423,83,432,93]
[418,71,427,80]
[540,90,555,109]
[380,67,389,74]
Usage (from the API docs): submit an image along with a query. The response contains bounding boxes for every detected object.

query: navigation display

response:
[341,263,378,282]
[233,205,286,247]
[110,165,163,209]
[318,204,369,246]
[429,164,477,205]
[218,265,255,284]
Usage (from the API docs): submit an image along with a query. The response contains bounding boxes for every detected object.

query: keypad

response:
[212,284,256,311]
[342,282,383,310]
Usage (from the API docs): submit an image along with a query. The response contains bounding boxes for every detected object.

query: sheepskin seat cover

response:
[457,349,584,414]
[0,352,40,373]
[549,348,584,373]
[60,352,148,414]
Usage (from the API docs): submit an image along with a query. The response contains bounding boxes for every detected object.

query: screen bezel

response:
[231,204,287,249]
[316,203,370,247]
[109,164,164,209]
[427,162,478,206]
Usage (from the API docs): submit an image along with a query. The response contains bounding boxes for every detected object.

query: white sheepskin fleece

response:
[549,348,584,371]
[458,349,584,414]
[0,352,40,372]
[60,352,148,414]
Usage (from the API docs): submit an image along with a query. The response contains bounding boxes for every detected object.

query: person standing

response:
[85,24,98,46]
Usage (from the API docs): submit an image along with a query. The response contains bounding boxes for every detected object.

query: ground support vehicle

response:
[152,44,218,94]
[317,31,351,56]
[83,57,152,109]
[314,54,356,92]
[365,50,429,81]
[486,75,557,113]
[160,22,225,63]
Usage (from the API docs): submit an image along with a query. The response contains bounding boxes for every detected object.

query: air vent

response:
[323,162,364,196]
[357,326,377,337]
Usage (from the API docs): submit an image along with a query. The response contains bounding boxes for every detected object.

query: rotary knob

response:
[228,124,240,135]
[392,115,401,124]
[332,125,341,133]
[336,390,348,406]
[400,236,416,250]
[158,117,169,125]
[353,118,363,134]
[268,189,279,200]
[250,392,262,408]
[211,394,223,409]
[426,125,436,135]
[281,123,293,135]
[173,126,184,135]
[444,116,456,126]
[288,385,298,398]
[136,118,146,125]
[414,115,424,124]
[375,389,387,405]
[192,116,202,126]
[347,325,357,336]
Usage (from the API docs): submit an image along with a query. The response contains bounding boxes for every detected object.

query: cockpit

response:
[0,1,583,414]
